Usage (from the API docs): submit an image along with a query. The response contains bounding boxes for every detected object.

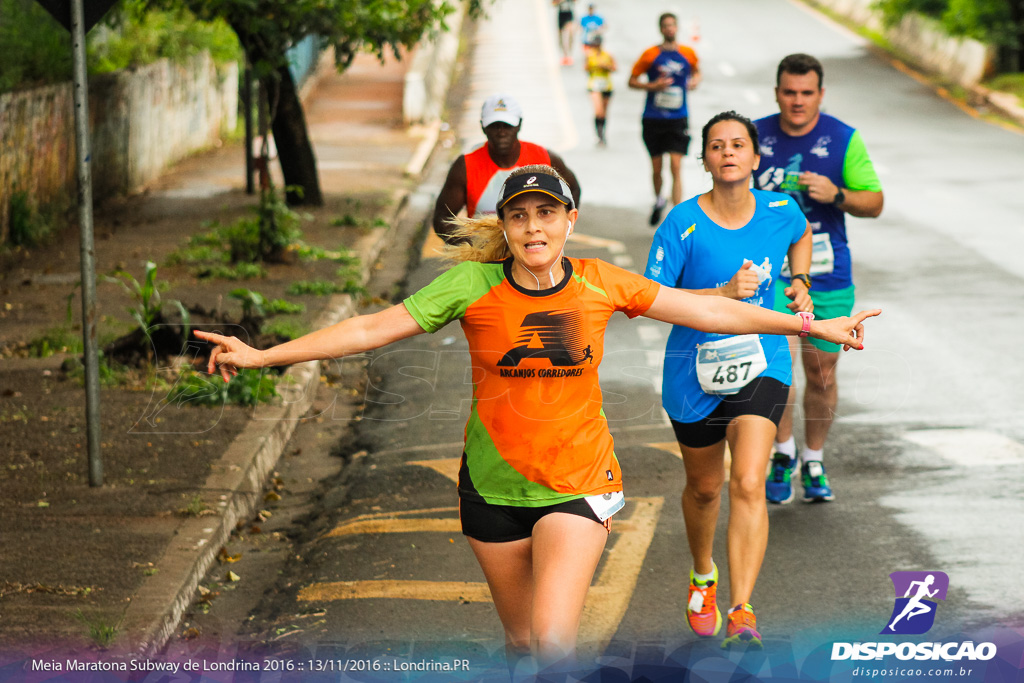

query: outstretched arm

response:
[643,286,878,351]
[195,304,426,382]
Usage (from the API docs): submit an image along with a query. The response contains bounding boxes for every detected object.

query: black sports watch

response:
[792,273,812,290]
[832,188,846,206]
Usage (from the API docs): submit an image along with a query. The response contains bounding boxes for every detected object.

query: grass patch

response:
[25,326,83,358]
[65,354,132,387]
[74,609,124,649]
[6,191,52,247]
[229,289,305,318]
[261,319,310,340]
[193,263,268,280]
[286,280,342,297]
[168,368,279,407]
[178,493,209,517]
[986,73,1024,100]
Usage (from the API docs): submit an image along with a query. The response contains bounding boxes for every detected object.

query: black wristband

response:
[792,273,812,290]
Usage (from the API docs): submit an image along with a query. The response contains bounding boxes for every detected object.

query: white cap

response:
[480,94,523,128]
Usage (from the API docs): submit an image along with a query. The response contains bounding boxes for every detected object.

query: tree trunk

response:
[263,64,323,206]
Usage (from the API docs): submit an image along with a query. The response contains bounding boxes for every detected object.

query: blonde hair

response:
[442,164,570,264]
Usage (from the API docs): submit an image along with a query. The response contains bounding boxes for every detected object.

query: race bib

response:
[695,334,768,395]
[782,232,835,277]
[589,76,612,92]
[654,85,684,111]
[585,491,625,521]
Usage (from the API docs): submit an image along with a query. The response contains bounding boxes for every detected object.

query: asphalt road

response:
[175,1,1024,680]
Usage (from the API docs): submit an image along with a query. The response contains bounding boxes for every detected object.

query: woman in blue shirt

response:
[645,111,814,650]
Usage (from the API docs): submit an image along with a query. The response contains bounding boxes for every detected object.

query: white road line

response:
[903,429,1024,466]
[743,89,762,105]
[719,62,737,77]
[613,254,634,268]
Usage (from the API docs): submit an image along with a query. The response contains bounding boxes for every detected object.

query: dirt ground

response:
[0,177,399,652]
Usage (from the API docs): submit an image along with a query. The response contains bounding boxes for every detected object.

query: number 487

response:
[713,361,753,384]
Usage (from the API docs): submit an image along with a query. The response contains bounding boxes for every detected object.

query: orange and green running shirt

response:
[404,257,660,507]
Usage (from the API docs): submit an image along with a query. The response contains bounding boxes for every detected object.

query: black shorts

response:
[558,10,574,29]
[460,497,604,543]
[670,376,789,449]
[642,117,691,157]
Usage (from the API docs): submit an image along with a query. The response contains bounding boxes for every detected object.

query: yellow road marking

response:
[579,497,663,656]
[302,497,666,659]
[408,457,461,482]
[326,517,461,537]
[299,580,491,602]
[323,506,458,537]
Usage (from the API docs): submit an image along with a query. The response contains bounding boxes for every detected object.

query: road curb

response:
[123,186,416,656]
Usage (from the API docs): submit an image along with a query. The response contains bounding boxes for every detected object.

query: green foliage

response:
[179,493,209,516]
[261,318,309,340]
[229,289,305,317]
[194,263,268,280]
[331,214,360,227]
[0,0,72,91]
[26,326,83,358]
[873,0,1016,46]
[986,72,1024,98]
[286,280,343,296]
[6,189,52,245]
[6,191,52,246]
[941,0,1013,44]
[0,0,240,92]
[74,609,124,649]
[173,0,486,78]
[104,261,190,347]
[65,353,130,387]
[172,188,305,271]
[168,368,279,407]
[336,264,367,296]
[89,1,241,74]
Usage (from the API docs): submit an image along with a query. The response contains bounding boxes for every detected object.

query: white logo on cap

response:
[526,176,537,186]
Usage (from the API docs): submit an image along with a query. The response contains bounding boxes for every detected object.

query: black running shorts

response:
[642,117,691,157]
[558,10,574,29]
[670,376,790,449]
[460,496,605,543]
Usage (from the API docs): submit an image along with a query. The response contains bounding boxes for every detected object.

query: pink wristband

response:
[797,311,814,338]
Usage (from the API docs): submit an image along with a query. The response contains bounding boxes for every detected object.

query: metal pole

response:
[243,57,255,194]
[71,0,103,486]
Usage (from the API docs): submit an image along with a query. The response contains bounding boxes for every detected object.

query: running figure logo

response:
[881,571,949,635]
[498,310,590,367]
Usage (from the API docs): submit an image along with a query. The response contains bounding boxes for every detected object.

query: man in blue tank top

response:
[753,53,884,504]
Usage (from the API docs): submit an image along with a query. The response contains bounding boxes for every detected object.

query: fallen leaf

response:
[264,491,281,502]
[226,571,240,582]
[217,547,241,564]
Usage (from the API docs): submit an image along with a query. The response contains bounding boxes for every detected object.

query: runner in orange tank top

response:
[433,94,580,244]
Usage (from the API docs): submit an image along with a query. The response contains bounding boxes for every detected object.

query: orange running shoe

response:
[721,603,763,650]
[686,565,722,637]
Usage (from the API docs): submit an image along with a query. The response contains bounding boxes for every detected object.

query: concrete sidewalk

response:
[0,47,440,665]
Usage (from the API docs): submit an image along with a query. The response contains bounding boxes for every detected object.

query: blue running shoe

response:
[801,460,835,502]
[765,454,797,504]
